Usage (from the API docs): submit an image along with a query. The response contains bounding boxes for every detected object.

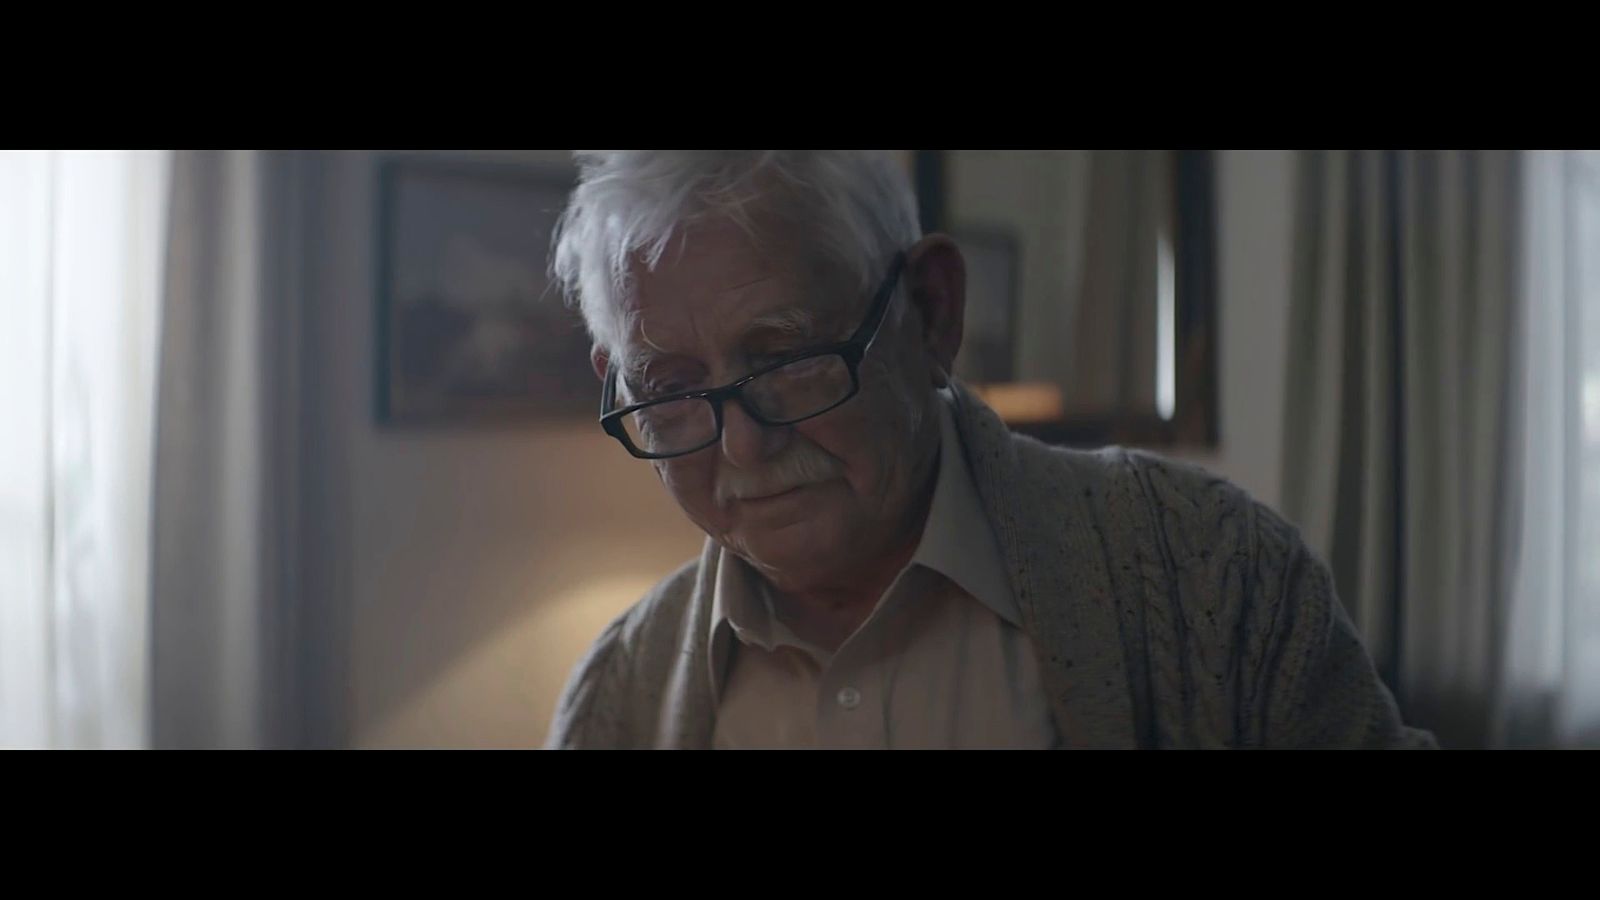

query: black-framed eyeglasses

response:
[600,252,907,460]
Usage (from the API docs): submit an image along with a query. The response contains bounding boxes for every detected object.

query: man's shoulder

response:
[956,386,1269,550]
[592,552,708,657]
[1010,437,1274,546]
[999,436,1324,622]
[544,550,712,748]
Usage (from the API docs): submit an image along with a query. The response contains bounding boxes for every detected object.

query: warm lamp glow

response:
[971,382,1065,424]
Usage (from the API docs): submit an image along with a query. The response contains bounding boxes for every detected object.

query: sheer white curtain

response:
[1281,150,1522,749]
[0,150,171,749]
[149,150,311,749]
[1282,149,1600,749]
[1494,150,1600,747]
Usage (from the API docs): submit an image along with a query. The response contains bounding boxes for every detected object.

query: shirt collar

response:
[909,390,1022,627]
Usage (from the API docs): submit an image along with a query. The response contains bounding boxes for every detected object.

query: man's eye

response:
[753,350,803,368]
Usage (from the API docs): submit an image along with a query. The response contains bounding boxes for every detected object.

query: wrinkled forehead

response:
[614,224,856,371]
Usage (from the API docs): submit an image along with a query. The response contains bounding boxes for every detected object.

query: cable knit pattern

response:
[546,381,1437,749]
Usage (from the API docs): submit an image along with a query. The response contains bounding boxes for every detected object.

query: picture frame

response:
[949,227,1021,386]
[375,156,592,425]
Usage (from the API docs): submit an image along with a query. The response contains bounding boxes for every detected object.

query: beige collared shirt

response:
[708,392,1060,749]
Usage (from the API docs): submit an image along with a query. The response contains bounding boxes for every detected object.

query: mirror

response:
[914,150,1218,448]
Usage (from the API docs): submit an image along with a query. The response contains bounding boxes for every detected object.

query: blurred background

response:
[1,149,1594,749]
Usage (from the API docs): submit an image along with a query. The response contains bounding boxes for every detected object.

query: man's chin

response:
[731,522,841,578]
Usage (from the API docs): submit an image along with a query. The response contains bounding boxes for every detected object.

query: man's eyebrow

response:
[742,307,817,338]
[619,351,663,387]
[721,272,780,294]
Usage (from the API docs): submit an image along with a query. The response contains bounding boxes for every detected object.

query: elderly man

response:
[544,150,1435,750]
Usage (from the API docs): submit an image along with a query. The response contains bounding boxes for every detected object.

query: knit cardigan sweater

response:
[546,381,1437,750]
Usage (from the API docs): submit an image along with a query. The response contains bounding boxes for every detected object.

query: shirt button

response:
[836,687,861,710]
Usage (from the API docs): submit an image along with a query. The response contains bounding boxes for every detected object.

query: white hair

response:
[549,150,923,358]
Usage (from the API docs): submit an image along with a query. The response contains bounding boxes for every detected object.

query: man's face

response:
[608,222,937,587]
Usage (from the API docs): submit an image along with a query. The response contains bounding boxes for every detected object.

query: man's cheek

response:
[660,462,714,512]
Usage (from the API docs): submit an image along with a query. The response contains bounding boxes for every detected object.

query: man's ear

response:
[904,234,967,388]
[591,344,609,382]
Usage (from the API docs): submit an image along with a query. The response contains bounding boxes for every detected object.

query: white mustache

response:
[715,442,844,504]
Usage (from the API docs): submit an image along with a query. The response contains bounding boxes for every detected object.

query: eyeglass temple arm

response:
[601,366,617,417]
[847,253,907,350]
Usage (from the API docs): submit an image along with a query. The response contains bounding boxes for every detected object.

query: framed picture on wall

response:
[949,227,1020,385]
[376,156,592,425]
